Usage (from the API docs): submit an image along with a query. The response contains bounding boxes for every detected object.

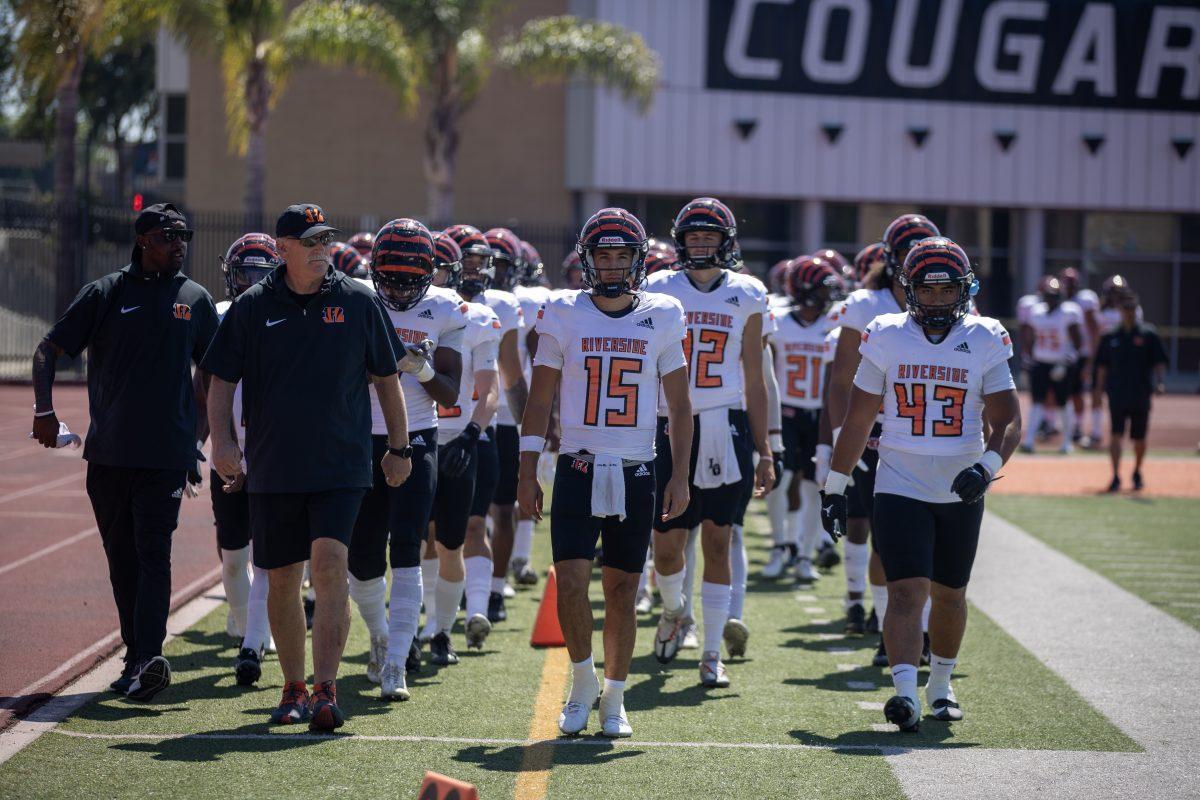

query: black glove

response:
[439,422,480,479]
[819,491,847,542]
[772,451,785,490]
[951,463,992,504]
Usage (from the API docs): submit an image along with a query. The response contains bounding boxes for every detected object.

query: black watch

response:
[388,445,413,459]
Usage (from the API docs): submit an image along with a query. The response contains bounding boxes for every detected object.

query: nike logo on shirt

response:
[266,319,286,327]
[120,306,140,314]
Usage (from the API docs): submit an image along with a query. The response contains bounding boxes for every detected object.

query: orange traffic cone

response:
[530,565,566,647]
[417,771,478,799]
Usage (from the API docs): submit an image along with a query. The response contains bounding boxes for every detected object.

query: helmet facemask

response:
[580,244,646,298]
[902,268,973,330]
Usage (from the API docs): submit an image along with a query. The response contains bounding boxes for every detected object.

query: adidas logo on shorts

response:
[634,463,650,477]
[170,487,183,499]
[636,317,655,329]
[417,309,435,319]
[411,434,425,446]
[954,341,971,353]
[725,295,740,306]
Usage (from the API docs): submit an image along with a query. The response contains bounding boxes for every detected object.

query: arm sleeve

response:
[199,298,247,383]
[45,282,103,358]
[364,296,401,377]
[982,361,1017,394]
[852,356,886,394]
[533,332,564,370]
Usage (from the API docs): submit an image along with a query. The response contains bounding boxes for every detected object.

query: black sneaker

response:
[126,656,171,702]
[303,596,315,631]
[406,637,422,673]
[488,591,508,623]
[884,695,920,732]
[865,607,879,634]
[872,635,889,667]
[1133,471,1144,491]
[234,647,262,687]
[920,632,931,667]
[844,602,866,635]
[1107,475,1121,493]
[429,631,459,666]
[109,661,136,694]
[815,541,841,570]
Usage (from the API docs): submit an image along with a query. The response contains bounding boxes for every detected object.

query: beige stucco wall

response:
[184,0,570,226]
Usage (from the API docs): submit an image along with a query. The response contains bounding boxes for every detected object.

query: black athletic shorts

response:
[348,432,438,580]
[871,492,984,589]
[653,408,754,532]
[210,467,250,551]
[1030,361,1074,404]
[492,423,519,506]
[1108,396,1151,440]
[847,422,881,521]
[551,454,656,573]
[782,405,821,479]
[432,437,477,551]
[471,426,499,517]
[250,487,367,570]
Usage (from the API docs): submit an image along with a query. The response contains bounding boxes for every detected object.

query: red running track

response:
[0,385,222,728]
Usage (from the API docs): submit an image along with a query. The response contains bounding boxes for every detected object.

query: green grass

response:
[0,501,1137,800]
[988,495,1200,631]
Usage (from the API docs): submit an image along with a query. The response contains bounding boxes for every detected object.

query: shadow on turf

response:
[788,725,978,751]
[451,740,642,774]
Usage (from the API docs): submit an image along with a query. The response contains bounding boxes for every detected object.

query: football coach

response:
[203,203,411,732]
[31,202,218,702]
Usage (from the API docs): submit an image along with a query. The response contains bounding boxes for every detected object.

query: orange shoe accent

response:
[418,771,478,800]
[530,565,566,647]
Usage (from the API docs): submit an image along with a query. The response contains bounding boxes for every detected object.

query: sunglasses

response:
[294,232,336,248]
[151,228,194,243]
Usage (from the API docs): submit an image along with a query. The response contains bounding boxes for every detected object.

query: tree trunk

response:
[423,47,461,226]
[54,55,85,316]
[243,58,269,231]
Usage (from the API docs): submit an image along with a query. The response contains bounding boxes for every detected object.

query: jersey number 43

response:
[893,383,966,437]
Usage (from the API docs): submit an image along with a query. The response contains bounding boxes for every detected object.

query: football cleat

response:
[488,591,508,623]
[126,656,171,702]
[307,681,345,732]
[884,695,921,732]
[511,558,539,586]
[380,662,410,701]
[761,544,793,579]
[418,621,437,645]
[366,634,388,684]
[465,613,492,649]
[815,541,841,570]
[865,606,880,634]
[558,670,600,735]
[502,582,516,599]
[429,631,459,666]
[1107,475,1121,493]
[794,557,820,584]
[872,635,889,667]
[928,688,964,722]
[699,651,731,688]
[269,681,310,725]
[653,609,684,664]
[234,646,263,687]
[406,637,422,673]
[680,618,700,650]
[600,707,633,738]
[1133,471,1144,491]
[844,602,867,635]
[634,587,654,615]
[723,618,749,658]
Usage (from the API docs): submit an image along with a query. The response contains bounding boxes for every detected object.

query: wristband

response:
[768,432,784,452]
[978,450,1003,478]
[33,409,56,418]
[832,426,842,446]
[520,435,545,453]
[416,361,436,382]
[823,470,851,495]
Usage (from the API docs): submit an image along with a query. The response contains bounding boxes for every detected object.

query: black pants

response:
[86,463,187,664]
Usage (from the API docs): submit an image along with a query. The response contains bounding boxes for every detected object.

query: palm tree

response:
[372,2,658,222]
[162,0,417,226]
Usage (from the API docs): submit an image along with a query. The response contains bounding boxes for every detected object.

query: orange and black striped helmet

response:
[671,197,738,269]
[787,255,846,311]
[575,207,649,297]
[445,224,494,296]
[644,237,678,275]
[220,233,281,298]
[518,240,544,286]
[370,218,436,311]
[432,231,463,288]
[882,214,941,282]
[899,237,976,329]
[330,241,368,278]
[853,242,886,286]
[347,231,375,258]
[484,227,523,291]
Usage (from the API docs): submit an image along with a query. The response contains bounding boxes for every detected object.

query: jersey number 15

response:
[583,356,641,427]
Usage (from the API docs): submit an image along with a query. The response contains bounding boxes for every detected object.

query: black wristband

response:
[462,422,481,442]
[388,445,413,458]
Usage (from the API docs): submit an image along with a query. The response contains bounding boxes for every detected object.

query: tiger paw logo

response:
[571,458,590,474]
[172,303,191,321]
[321,306,345,324]
[304,207,325,224]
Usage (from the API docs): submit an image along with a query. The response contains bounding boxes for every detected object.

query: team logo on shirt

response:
[724,295,740,306]
[321,306,345,324]
[417,308,434,319]
[636,317,655,329]
[954,341,971,353]
[172,303,191,321]
[572,458,590,474]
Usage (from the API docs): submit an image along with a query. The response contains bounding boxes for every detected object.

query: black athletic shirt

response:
[1094,323,1168,404]
[46,259,219,471]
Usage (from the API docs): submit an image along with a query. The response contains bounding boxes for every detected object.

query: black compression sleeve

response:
[32,340,57,414]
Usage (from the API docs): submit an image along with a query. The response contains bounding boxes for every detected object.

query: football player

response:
[1020,276,1084,454]
[644,237,678,275]
[348,219,466,701]
[1058,267,1102,447]
[517,207,693,737]
[643,197,774,687]
[348,231,375,259]
[853,243,886,289]
[822,237,1021,732]
[423,229,504,665]
[330,241,368,278]
[563,250,585,291]
[823,214,940,656]
[767,259,793,310]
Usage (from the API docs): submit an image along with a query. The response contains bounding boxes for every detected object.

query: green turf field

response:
[988,495,1200,631]
[0,503,1138,799]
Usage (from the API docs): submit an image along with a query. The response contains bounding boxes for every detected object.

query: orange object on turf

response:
[530,565,566,647]
[417,771,478,800]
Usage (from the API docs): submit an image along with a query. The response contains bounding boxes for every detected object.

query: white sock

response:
[570,656,597,702]
[1025,404,1043,446]
[491,576,507,594]
[925,652,957,699]
[348,574,389,640]
[421,557,438,630]
[799,480,822,559]
[465,556,492,618]
[843,541,869,595]
[1090,408,1104,439]
[435,576,464,634]
[871,583,889,625]
[788,509,804,553]
[637,550,652,596]
[700,581,731,654]
[513,519,535,563]
[599,677,626,718]
[1062,405,1077,443]
[682,527,699,620]
[241,563,272,653]
[386,567,423,664]
[767,471,792,545]
[220,546,251,634]
[891,663,920,707]
[921,596,931,632]
[729,525,747,620]
[657,568,685,615]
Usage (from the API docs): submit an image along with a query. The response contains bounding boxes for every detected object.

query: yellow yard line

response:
[513,647,569,800]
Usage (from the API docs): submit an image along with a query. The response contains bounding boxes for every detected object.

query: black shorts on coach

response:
[653,409,754,532]
[210,467,251,551]
[250,488,366,570]
[551,454,656,573]
[871,493,984,588]
[1108,398,1150,440]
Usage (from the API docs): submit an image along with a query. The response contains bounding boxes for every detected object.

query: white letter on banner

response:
[725,0,794,80]
[1052,3,1116,97]
[888,0,963,89]
[1137,7,1200,100]
[802,0,871,85]
[976,0,1048,93]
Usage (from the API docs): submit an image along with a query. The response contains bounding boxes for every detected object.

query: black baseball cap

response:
[135,202,189,235]
[276,203,339,240]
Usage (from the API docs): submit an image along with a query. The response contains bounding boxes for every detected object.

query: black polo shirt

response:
[46,260,219,471]
[1095,323,1168,404]
[200,266,403,493]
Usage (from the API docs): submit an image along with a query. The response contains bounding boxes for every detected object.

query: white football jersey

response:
[362,284,468,435]
[480,288,524,426]
[534,290,687,462]
[1015,293,1040,326]
[1028,300,1083,363]
[1070,289,1100,354]
[827,287,902,333]
[772,311,835,410]
[215,300,246,450]
[437,301,503,442]
[859,312,1014,457]
[514,284,552,377]
[645,269,769,413]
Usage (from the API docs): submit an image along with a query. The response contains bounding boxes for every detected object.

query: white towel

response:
[591,454,626,520]
[695,407,743,489]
